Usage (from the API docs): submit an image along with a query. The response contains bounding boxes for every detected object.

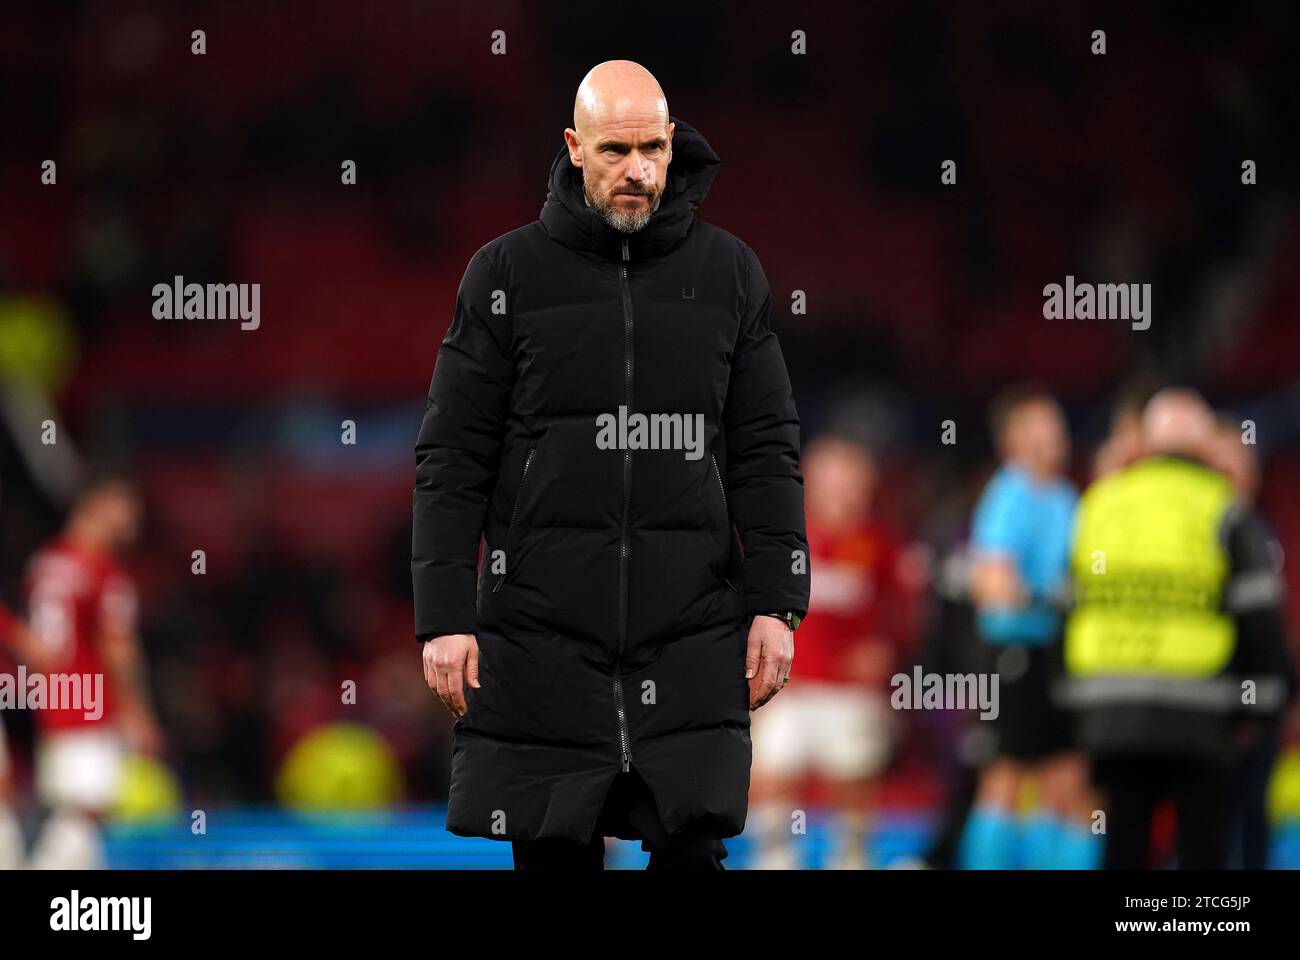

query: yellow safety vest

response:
[1066,457,1236,679]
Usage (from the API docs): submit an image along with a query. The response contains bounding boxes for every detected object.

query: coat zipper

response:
[613,675,632,775]
[710,452,729,516]
[615,238,634,773]
[711,452,739,593]
[492,444,536,593]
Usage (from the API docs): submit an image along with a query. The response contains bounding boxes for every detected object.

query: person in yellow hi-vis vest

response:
[1065,389,1293,869]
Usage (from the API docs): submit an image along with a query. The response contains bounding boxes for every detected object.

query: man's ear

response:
[666,121,675,164]
[563,128,583,167]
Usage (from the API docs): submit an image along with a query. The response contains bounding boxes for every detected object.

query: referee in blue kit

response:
[959,385,1099,869]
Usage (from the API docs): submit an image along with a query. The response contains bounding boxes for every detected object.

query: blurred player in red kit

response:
[750,434,918,868]
[22,477,161,869]
[0,601,39,869]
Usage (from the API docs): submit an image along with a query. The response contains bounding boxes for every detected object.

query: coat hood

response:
[539,116,721,261]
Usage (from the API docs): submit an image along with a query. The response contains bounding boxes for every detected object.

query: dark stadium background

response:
[1,0,1298,867]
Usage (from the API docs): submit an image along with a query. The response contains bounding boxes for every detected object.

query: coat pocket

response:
[492,443,537,593]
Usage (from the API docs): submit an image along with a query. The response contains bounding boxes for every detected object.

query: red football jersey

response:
[24,538,136,730]
[796,519,911,685]
[0,599,15,644]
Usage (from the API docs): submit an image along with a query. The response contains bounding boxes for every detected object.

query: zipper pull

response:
[622,239,630,262]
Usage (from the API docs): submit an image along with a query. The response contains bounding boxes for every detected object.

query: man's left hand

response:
[745,615,794,711]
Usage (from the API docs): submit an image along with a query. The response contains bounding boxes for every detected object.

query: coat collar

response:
[539,116,720,262]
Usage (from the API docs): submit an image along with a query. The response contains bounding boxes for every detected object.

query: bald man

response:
[1063,389,1292,869]
[413,61,808,869]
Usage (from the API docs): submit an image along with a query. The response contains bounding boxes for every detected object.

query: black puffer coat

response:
[413,118,808,843]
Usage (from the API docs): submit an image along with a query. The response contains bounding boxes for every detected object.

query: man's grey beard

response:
[583,179,661,234]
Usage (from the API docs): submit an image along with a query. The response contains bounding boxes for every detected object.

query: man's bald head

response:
[573,60,669,137]
[1142,388,1216,459]
[564,61,674,234]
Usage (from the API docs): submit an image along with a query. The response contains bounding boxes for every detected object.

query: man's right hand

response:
[422,634,480,718]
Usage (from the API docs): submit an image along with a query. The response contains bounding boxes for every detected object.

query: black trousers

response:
[1226,722,1281,869]
[1092,755,1232,869]
[511,766,728,870]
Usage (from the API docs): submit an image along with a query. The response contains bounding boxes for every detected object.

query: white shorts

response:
[35,729,125,812]
[752,683,894,781]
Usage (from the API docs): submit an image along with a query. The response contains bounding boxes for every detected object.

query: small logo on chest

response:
[681,287,695,300]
